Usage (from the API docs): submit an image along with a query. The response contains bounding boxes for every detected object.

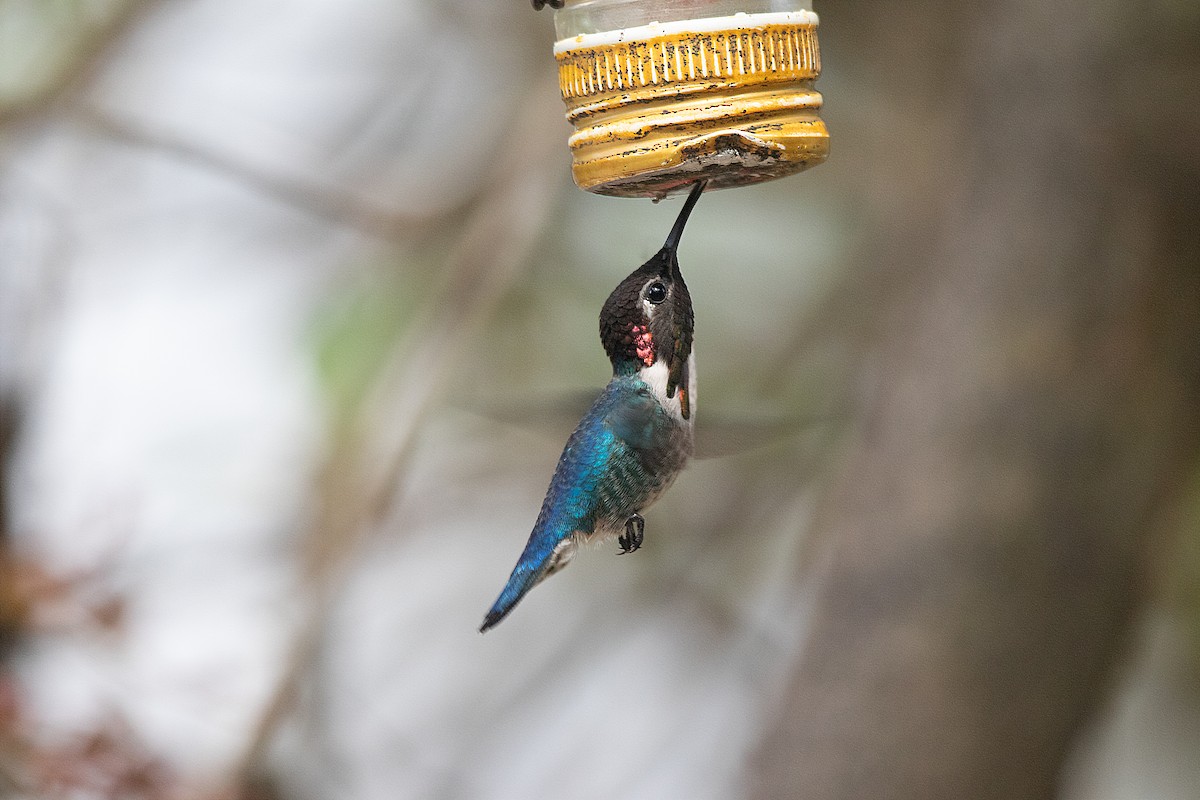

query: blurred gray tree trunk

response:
[751,2,1200,798]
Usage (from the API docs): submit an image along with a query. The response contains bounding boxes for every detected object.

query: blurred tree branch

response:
[751,2,1200,798]
[234,76,565,786]
[76,107,440,240]
[0,0,159,124]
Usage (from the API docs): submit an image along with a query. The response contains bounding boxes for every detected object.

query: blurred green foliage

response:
[1167,465,1200,676]
[309,261,424,430]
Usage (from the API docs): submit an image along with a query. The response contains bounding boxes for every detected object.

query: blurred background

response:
[0,1,1197,798]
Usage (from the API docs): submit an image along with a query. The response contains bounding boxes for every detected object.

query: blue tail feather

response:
[481,508,581,633]
[480,557,548,632]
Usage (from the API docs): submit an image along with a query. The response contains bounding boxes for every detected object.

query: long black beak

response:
[659,180,707,275]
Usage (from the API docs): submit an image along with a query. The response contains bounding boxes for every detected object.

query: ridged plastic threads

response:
[558,26,819,103]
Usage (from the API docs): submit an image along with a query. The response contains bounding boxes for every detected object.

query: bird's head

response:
[599,181,705,419]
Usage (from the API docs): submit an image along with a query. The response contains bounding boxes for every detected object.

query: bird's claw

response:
[618,513,645,554]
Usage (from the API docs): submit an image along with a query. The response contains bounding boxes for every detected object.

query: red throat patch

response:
[631,325,654,366]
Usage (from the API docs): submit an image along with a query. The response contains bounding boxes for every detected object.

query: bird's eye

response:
[645,282,668,304]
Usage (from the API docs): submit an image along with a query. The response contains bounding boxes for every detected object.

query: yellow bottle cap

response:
[554,11,828,198]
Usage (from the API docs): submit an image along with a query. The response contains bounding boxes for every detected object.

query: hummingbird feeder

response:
[534,0,829,198]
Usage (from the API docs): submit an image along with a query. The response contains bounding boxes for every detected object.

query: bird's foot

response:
[618,513,644,554]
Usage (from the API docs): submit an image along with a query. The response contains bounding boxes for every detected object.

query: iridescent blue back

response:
[480,375,690,630]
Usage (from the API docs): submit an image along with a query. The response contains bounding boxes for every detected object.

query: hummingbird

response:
[480,180,707,632]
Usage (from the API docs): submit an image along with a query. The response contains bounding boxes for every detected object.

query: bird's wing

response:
[603,383,659,450]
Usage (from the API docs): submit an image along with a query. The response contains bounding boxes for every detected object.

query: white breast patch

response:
[638,351,697,425]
